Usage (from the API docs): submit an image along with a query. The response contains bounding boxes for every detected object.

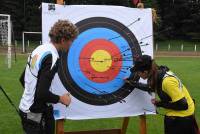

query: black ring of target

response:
[58,17,142,105]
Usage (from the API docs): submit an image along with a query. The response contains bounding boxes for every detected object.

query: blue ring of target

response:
[58,17,142,105]
[68,27,133,95]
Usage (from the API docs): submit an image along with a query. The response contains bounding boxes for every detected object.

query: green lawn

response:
[0,54,200,134]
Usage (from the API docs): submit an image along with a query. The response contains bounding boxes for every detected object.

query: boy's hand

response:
[59,93,71,106]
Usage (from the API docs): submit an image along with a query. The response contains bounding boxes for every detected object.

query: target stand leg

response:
[121,117,130,134]
[56,119,65,134]
[139,115,147,134]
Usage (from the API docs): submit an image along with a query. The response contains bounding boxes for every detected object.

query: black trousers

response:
[43,107,55,134]
[19,107,55,134]
[164,115,197,134]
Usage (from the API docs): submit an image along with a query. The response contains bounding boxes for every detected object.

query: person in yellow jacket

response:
[126,55,198,134]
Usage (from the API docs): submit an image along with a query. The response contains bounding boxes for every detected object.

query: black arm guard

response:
[156,97,188,110]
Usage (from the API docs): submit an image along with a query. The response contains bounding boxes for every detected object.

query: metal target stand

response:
[55,0,147,134]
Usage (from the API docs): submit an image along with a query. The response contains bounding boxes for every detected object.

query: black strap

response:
[19,53,37,88]
[0,85,19,116]
[19,68,25,88]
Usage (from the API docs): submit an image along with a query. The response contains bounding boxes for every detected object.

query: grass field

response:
[0,54,200,134]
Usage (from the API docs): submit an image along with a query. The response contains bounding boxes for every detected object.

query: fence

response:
[155,43,200,52]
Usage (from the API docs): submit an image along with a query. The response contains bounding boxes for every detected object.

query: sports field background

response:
[0,54,199,134]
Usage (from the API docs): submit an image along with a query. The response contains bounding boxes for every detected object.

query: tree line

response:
[0,0,199,41]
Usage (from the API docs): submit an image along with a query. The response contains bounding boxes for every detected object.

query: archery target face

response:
[42,3,155,120]
[58,17,142,105]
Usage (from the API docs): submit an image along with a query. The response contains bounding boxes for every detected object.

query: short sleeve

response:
[162,77,185,102]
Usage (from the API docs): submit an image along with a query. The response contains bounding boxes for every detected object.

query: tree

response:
[1,0,199,40]
[156,0,200,40]
[66,0,130,6]
[24,0,41,32]
[184,0,200,40]
[0,0,24,40]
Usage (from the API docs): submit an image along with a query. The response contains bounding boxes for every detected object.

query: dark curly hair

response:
[49,20,79,43]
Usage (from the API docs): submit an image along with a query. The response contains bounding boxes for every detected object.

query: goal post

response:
[0,14,12,69]
[22,31,42,53]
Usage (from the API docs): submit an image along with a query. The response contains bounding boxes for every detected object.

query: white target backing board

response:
[42,3,155,120]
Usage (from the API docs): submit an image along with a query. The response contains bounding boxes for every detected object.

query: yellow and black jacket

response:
[156,66,194,117]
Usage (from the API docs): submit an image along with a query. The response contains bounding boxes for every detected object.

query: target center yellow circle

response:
[90,50,112,72]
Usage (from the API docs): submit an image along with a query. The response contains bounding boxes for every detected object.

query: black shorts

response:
[164,115,198,134]
[19,110,44,134]
[19,107,55,134]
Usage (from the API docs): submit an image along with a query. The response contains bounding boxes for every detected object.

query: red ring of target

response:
[79,39,122,83]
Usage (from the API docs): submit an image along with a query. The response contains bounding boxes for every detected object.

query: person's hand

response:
[123,77,129,83]
[59,93,71,106]
[123,77,138,87]
[123,77,135,84]
[137,3,144,8]
[151,98,159,105]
